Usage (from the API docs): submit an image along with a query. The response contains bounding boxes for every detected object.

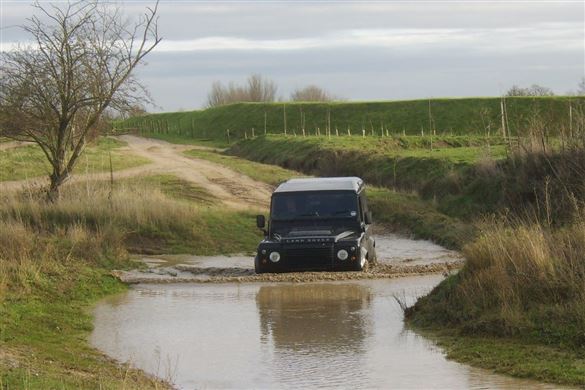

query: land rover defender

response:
[254,177,376,273]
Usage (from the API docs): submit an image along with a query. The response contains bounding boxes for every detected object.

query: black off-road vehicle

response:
[255,177,376,273]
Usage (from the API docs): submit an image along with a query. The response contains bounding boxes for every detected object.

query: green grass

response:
[420,331,585,386]
[0,218,168,388]
[0,137,150,182]
[117,96,585,142]
[0,265,168,389]
[227,135,510,219]
[227,135,585,221]
[367,187,473,249]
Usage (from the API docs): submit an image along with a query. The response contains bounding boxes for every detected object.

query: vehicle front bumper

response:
[256,242,361,272]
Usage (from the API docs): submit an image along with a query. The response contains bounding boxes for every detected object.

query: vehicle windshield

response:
[271,191,358,221]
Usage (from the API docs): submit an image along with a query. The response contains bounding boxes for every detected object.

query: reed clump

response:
[407,208,585,350]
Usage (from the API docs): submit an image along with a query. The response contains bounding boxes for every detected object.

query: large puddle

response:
[93,234,563,388]
[91,277,560,389]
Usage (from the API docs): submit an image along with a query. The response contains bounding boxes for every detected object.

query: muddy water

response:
[115,234,464,284]
[374,233,462,265]
[91,277,559,389]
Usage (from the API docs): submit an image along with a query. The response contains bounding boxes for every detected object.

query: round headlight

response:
[269,251,281,262]
[337,249,349,261]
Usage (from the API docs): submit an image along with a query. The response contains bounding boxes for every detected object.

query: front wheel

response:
[353,254,369,272]
[254,256,266,274]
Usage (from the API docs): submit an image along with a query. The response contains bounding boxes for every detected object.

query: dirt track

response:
[0,141,34,150]
[0,135,272,210]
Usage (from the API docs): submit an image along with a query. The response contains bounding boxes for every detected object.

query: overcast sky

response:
[1,0,584,111]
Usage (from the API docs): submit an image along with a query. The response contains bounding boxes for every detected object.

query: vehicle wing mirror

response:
[364,211,373,225]
[256,215,266,229]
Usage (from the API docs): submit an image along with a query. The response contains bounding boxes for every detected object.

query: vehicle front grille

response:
[284,245,334,269]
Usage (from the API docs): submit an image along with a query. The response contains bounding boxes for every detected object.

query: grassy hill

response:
[117,96,585,142]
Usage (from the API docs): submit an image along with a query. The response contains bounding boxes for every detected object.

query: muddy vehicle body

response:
[255,177,376,273]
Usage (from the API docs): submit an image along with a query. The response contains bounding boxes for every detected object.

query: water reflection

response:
[257,283,371,351]
[256,284,373,387]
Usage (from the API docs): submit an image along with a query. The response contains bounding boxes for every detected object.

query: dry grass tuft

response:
[0,177,206,296]
[408,209,585,348]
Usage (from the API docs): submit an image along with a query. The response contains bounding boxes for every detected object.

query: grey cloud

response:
[2,0,583,110]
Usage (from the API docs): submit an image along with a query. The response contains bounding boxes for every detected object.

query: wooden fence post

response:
[569,102,573,138]
[283,104,287,135]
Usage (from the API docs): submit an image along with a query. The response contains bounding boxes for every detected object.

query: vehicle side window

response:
[359,192,370,221]
[357,195,364,220]
[359,193,369,221]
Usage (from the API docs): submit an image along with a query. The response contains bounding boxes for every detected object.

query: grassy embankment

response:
[1,170,263,388]
[185,132,585,385]
[404,145,585,385]
[0,138,150,181]
[229,135,511,220]
[186,144,473,249]
[117,96,584,143]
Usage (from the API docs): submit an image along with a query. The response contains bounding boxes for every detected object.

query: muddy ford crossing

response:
[255,177,377,273]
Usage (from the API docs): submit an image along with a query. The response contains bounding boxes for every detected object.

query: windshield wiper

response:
[300,211,320,217]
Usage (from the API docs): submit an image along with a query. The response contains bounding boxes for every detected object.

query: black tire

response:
[254,256,265,274]
[353,254,368,272]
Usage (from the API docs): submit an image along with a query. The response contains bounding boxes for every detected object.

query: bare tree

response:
[505,84,555,97]
[206,81,227,108]
[0,1,161,200]
[247,74,277,102]
[290,85,336,102]
[205,74,277,107]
